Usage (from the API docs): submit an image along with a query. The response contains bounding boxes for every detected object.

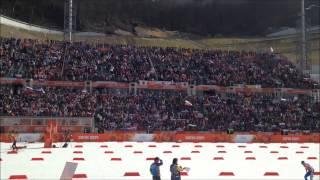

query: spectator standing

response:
[150,157,163,180]
[170,158,186,180]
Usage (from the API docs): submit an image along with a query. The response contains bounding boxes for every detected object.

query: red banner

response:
[71,132,137,142]
[138,80,188,90]
[1,131,319,143]
[0,77,317,94]
[70,132,320,143]
[92,81,129,89]
[1,125,84,133]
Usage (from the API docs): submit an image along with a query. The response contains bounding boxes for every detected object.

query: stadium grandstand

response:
[0,0,319,179]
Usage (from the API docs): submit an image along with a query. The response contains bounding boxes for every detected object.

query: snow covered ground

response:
[0,142,319,180]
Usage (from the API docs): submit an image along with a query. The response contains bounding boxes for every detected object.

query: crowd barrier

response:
[0,125,84,134]
[1,77,318,94]
[1,132,319,143]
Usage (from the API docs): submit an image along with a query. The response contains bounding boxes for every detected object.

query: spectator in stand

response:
[2,85,319,132]
[0,37,316,89]
[0,86,96,117]
[1,37,319,133]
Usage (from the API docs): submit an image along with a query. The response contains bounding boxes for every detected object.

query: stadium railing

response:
[1,77,318,95]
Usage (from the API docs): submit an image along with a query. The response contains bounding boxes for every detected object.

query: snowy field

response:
[0,142,319,180]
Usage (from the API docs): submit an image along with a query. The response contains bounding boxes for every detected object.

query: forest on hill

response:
[1,0,319,36]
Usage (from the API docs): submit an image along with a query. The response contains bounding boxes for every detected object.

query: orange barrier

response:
[44,120,58,148]
[267,134,320,143]
[71,132,138,142]
[1,132,319,143]
[0,134,11,142]
[69,132,320,143]
[0,125,85,133]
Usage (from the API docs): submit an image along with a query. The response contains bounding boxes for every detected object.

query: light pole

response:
[301,0,320,74]
[69,0,73,43]
[64,0,74,42]
[301,0,307,73]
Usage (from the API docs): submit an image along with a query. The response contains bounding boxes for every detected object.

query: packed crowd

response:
[1,86,319,132]
[0,86,96,117]
[0,38,315,88]
[95,90,319,132]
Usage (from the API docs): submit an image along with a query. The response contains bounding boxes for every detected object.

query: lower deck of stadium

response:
[0,142,319,180]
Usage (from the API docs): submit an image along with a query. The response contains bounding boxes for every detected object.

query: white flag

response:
[184,100,193,106]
